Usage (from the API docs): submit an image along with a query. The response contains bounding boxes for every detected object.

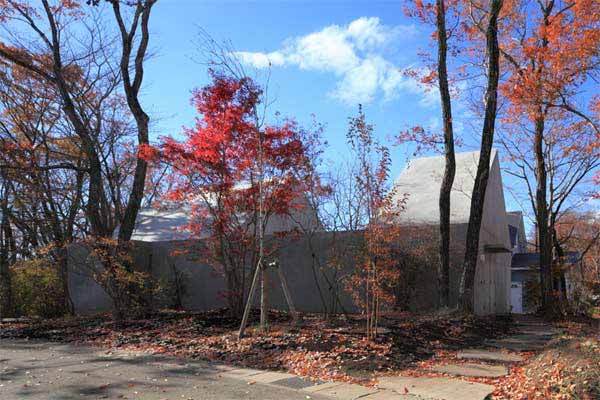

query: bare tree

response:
[459,0,504,312]
[435,0,456,308]
[108,0,157,242]
[0,1,156,242]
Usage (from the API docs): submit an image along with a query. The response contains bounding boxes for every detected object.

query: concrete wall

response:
[68,244,114,314]
[393,224,468,311]
[68,232,360,315]
[128,194,321,242]
[69,224,508,316]
[474,154,512,315]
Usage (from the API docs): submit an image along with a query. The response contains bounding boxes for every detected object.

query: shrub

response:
[11,257,64,318]
[83,238,166,320]
[565,286,597,317]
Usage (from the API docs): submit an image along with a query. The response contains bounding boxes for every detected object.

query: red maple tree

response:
[144,71,323,317]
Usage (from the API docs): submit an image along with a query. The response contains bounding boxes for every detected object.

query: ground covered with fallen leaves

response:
[489,321,600,400]
[1,310,598,399]
[0,309,511,382]
[377,318,600,400]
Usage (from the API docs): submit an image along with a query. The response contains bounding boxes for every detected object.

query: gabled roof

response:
[391,150,499,225]
[130,206,197,242]
[506,211,524,229]
[127,191,321,242]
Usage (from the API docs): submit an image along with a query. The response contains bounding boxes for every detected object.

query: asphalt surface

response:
[0,339,328,400]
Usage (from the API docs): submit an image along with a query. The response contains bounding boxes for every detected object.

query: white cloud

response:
[233,17,430,106]
[235,51,286,69]
[334,57,381,104]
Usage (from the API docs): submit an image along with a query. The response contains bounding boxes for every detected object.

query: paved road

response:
[0,340,329,400]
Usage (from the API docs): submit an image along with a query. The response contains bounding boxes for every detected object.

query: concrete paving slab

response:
[251,371,296,383]
[362,390,417,399]
[517,329,561,336]
[432,363,508,378]
[220,367,266,378]
[378,376,495,400]
[485,340,547,351]
[510,334,554,341]
[271,376,322,389]
[303,381,345,393]
[516,323,561,331]
[311,382,377,399]
[457,349,523,363]
[489,337,549,345]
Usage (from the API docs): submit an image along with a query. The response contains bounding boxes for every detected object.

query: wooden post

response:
[276,262,299,324]
[238,258,261,339]
[239,259,300,339]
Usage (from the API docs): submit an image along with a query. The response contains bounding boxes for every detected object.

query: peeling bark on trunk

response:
[436,0,456,308]
[459,0,503,313]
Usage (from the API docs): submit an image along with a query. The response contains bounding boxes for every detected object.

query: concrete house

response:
[511,251,582,313]
[507,211,585,313]
[69,191,323,314]
[391,150,512,315]
[69,150,514,316]
[507,211,528,254]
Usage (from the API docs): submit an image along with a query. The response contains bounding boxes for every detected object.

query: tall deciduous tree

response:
[403,0,504,311]
[435,0,456,309]
[496,0,600,314]
[459,0,504,312]
[144,72,323,319]
[555,212,600,293]
[0,57,141,313]
[403,0,457,308]
[0,0,156,241]
[108,0,156,242]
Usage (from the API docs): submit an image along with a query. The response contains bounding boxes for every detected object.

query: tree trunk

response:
[533,113,555,312]
[112,0,155,242]
[0,227,13,318]
[117,113,149,242]
[459,0,503,312]
[0,210,13,318]
[436,0,456,308]
[552,227,568,303]
[58,247,75,315]
[0,261,11,319]
[260,263,269,330]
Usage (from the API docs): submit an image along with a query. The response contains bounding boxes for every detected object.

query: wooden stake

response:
[276,262,299,324]
[238,258,261,339]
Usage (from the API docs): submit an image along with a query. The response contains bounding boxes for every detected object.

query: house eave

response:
[484,244,512,253]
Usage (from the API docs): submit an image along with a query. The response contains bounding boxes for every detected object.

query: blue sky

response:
[140,0,522,212]
[143,2,437,159]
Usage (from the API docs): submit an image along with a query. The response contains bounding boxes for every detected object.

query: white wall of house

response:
[474,153,512,314]
[393,150,512,315]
